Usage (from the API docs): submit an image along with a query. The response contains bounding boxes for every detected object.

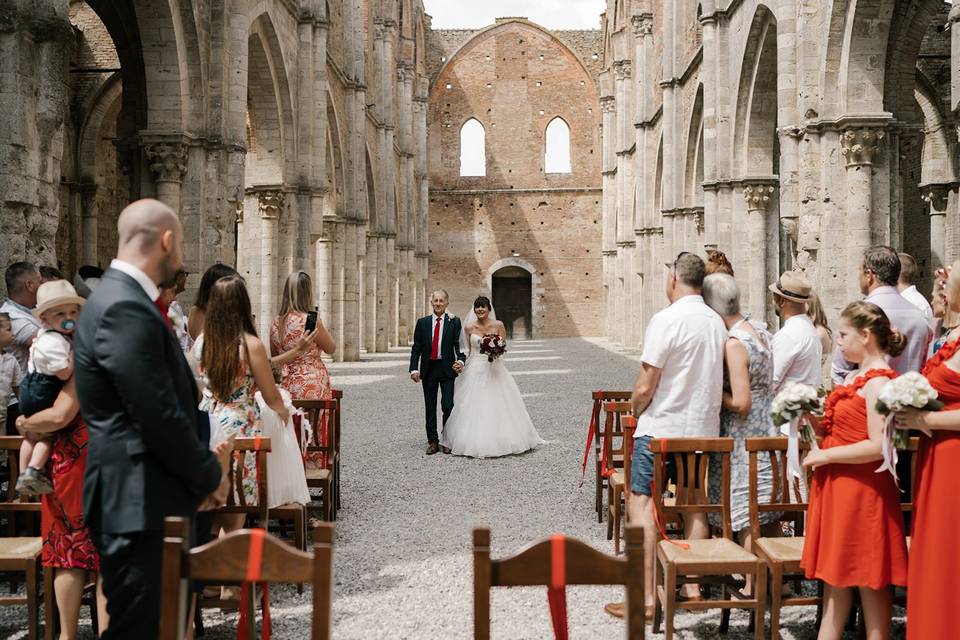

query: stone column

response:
[921,184,952,269]
[376,235,388,351]
[144,141,188,212]
[79,183,99,266]
[315,236,333,330]
[364,234,378,352]
[840,127,885,300]
[743,182,777,321]
[341,222,360,361]
[256,189,284,337]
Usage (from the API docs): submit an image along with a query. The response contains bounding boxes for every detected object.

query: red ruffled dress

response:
[801,368,908,589]
[907,339,960,638]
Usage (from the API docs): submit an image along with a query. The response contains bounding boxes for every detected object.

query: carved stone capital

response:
[840,128,885,167]
[144,142,188,183]
[613,59,632,80]
[79,183,98,210]
[781,217,799,244]
[743,184,777,213]
[631,13,654,37]
[600,96,617,114]
[255,190,285,220]
[920,183,953,213]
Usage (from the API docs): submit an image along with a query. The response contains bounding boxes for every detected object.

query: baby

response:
[0,313,22,436]
[16,280,84,496]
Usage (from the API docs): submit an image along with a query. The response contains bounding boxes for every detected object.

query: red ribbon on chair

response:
[578,393,602,487]
[547,535,569,640]
[650,439,690,550]
[238,529,272,640]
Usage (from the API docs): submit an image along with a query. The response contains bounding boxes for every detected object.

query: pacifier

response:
[60,319,76,332]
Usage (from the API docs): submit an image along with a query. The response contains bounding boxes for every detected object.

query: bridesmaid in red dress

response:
[270,271,337,469]
[801,301,908,640]
[895,262,960,639]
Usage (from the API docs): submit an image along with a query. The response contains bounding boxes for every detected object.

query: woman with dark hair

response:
[187,263,238,340]
[439,295,543,458]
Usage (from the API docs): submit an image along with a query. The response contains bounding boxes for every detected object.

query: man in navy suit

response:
[409,290,466,454]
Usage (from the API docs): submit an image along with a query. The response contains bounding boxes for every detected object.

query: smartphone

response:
[305,310,318,332]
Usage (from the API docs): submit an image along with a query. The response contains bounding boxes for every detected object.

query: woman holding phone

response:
[270,271,337,467]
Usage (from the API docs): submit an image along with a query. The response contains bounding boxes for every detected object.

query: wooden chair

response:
[0,436,42,639]
[473,526,645,639]
[216,436,271,527]
[603,402,636,554]
[650,437,766,640]
[293,399,338,522]
[331,389,343,512]
[742,436,819,640]
[587,391,632,522]
[159,517,334,640]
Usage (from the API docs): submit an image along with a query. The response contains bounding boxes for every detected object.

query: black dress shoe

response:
[426,443,440,455]
[440,446,451,454]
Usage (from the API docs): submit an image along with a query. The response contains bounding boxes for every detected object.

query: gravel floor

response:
[0,337,905,638]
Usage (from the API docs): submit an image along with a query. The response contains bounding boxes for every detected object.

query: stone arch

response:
[684,84,704,205]
[365,145,377,225]
[247,12,296,184]
[733,5,778,176]
[544,117,572,174]
[459,118,486,177]
[883,1,942,120]
[78,73,123,183]
[915,74,956,186]
[484,257,543,338]
[835,0,897,114]
[326,91,345,217]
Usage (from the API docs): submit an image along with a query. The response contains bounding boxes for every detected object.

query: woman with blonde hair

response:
[270,271,337,468]
[806,291,834,367]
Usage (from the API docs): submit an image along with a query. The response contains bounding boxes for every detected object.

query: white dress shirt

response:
[772,314,823,396]
[899,285,936,331]
[0,298,41,375]
[110,259,161,302]
[635,295,727,439]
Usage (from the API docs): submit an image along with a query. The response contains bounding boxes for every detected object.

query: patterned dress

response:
[192,335,261,505]
[708,319,779,532]
[270,313,333,469]
[42,417,99,570]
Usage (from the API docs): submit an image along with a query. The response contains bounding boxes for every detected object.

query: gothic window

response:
[460,118,486,176]
[544,117,571,174]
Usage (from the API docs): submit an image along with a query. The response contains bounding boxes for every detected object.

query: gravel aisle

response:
[0,338,903,638]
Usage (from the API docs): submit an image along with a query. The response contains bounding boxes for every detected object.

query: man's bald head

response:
[117,199,180,249]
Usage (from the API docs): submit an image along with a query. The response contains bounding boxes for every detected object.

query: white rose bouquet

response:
[771,383,824,444]
[875,372,943,449]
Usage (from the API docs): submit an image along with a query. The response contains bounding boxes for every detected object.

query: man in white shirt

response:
[605,252,726,619]
[770,271,823,396]
[897,252,935,331]
[0,262,42,434]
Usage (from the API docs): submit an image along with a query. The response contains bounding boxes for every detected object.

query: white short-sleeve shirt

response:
[635,295,727,439]
[28,331,72,376]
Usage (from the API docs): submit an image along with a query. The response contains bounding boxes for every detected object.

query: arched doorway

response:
[492,266,532,340]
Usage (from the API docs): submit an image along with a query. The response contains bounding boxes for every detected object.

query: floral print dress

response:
[270,313,333,469]
[192,335,261,505]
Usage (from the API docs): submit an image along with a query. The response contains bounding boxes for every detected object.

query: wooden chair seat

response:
[0,537,42,561]
[609,470,624,488]
[658,537,758,567]
[588,391,631,522]
[755,536,804,566]
[305,468,332,482]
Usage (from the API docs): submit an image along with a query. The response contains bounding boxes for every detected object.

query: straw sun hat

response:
[33,280,86,318]
[767,271,812,304]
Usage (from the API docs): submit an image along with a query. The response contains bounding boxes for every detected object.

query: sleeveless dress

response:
[41,417,99,570]
[708,319,779,532]
[801,368,908,589]
[907,338,960,638]
[192,335,261,505]
[270,313,333,469]
[440,334,544,458]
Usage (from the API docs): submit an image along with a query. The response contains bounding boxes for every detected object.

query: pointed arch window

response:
[459,118,486,176]
[544,117,571,174]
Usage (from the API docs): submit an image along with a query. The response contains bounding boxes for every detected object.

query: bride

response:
[441,296,544,458]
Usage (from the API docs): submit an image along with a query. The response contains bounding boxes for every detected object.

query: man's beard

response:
[158,258,181,290]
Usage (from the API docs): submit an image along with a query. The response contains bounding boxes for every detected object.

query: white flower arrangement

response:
[875,372,943,449]
[771,382,824,443]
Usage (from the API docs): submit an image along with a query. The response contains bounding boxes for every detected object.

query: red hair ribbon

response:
[650,439,690,550]
[238,529,272,640]
[547,535,568,640]
[578,393,602,487]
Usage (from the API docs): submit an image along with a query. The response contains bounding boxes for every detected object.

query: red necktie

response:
[154,297,174,332]
[430,316,441,360]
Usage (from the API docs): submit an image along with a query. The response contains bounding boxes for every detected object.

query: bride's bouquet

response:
[479,334,507,362]
[771,383,824,443]
[875,372,942,449]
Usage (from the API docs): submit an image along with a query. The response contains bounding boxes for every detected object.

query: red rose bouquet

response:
[479,334,507,362]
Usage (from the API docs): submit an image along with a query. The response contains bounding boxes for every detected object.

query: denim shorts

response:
[631,435,674,496]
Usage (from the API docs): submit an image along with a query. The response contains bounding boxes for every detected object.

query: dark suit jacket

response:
[74,268,221,535]
[409,314,466,380]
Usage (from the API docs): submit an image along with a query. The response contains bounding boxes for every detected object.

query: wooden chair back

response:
[159,517,334,640]
[744,437,814,541]
[602,401,635,478]
[215,437,271,525]
[293,399,339,470]
[649,438,734,539]
[0,436,40,536]
[473,526,644,639]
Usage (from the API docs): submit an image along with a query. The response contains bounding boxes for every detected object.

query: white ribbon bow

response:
[875,415,900,487]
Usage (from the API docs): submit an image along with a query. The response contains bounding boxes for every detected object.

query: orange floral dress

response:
[907,338,960,638]
[270,312,333,469]
[801,368,908,589]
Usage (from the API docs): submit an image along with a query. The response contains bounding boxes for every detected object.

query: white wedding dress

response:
[440,333,544,458]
